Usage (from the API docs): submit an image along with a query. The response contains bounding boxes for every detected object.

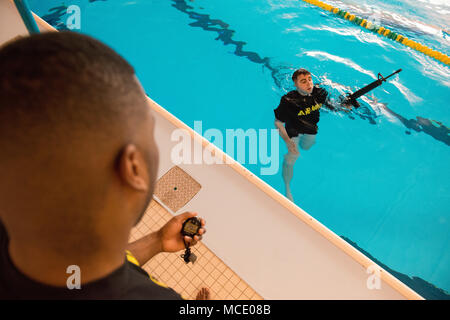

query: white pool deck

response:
[150,98,421,300]
[1,0,423,299]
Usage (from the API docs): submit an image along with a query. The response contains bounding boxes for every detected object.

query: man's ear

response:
[117,144,149,192]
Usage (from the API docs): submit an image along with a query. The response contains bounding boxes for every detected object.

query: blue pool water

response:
[29,0,450,298]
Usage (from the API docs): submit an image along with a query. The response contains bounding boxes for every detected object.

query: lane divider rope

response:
[301,0,450,66]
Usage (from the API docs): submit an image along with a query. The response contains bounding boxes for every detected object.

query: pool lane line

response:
[301,0,450,66]
[170,0,283,88]
[39,6,69,30]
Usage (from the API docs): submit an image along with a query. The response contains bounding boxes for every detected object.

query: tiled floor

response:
[129,200,263,300]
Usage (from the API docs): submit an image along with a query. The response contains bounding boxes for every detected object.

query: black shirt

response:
[0,220,183,300]
[274,85,329,137]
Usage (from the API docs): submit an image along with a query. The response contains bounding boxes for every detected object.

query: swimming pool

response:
[29,0,450,299]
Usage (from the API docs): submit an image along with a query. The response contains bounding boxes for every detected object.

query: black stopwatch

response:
[180,217,202,264]
[181,217,202,238]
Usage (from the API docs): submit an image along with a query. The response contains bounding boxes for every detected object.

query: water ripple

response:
[301,50,378,79]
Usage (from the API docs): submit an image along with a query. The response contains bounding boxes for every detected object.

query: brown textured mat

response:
[154,166,201,212]
[129,200,263,300]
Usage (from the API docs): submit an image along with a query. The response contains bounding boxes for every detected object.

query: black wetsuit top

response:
[274,85,329,137]
[0,220,182,300]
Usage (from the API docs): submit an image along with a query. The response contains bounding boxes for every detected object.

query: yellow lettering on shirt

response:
[297,103,322,117]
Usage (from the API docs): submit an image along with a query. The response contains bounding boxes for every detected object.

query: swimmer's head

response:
[292,68,313,95]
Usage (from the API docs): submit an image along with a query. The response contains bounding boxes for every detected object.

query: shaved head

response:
[0,31,150,160]
[0,32,158,261]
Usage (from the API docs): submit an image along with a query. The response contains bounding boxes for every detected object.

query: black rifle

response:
[342,69,402,108]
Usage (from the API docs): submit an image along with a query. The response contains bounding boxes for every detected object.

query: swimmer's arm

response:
[319,91,353,111]
[274,120,291,143]
[320,92,337,111]
[323,99,337,111]
[315,86,339,111]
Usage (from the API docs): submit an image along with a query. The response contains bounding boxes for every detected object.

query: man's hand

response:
[157,211,206,253]
[127,211,206,266]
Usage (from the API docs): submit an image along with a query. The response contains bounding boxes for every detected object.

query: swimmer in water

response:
[274,68,347,201]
